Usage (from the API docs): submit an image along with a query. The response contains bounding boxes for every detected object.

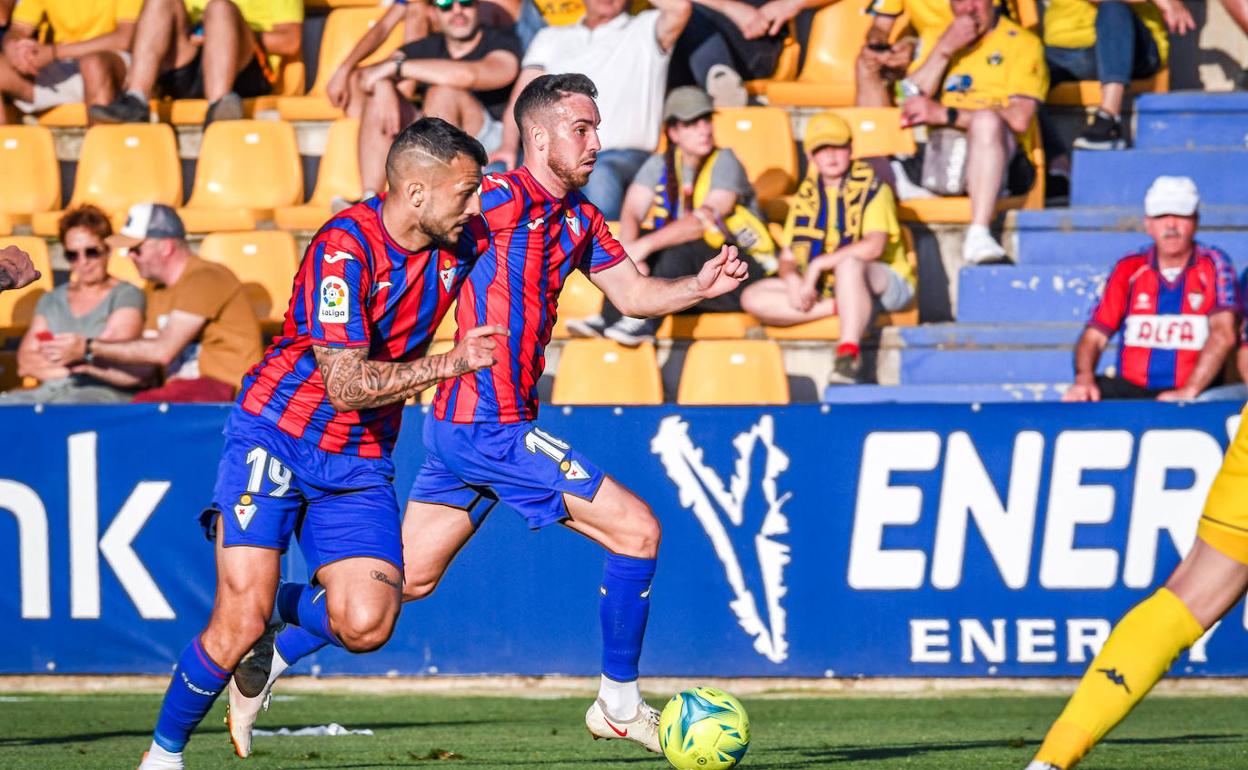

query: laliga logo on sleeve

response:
[319,277,350,323]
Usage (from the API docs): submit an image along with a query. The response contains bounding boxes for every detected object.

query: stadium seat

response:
[1002,0,1040,29]
[1047,68,1170,107]
[551,339,663,405]
[898,121,1045,222]
[0,126,59,226]
[274,118,363,231]
[0,214,12,236]
[746,21,801,96]
[712,107,797,221]
[677,340,789,405]
[756,1,875,107]
[434,302,458,341]
[199,231,299,327]
[169,56,306,124]
[832,108,917,159]
[278,7,408,121]
[551,270,604,338]
[658,312,759,339]
[31,124,182,236]
[0,236,53,338]
[177,120,303,232]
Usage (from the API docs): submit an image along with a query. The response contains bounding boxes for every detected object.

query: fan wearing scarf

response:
[740,111,915,384]
[565,86,774,346]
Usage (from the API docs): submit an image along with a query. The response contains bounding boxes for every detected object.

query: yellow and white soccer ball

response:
[658,687,751,769]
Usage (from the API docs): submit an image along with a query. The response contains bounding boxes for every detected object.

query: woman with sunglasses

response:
[2,205,145,404]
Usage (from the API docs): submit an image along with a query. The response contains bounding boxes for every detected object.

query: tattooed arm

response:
[313,324,507,412]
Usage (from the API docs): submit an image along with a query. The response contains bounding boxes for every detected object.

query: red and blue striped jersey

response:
[1089,243,1238,391]
[433,167,627,423]
[238,196,487,457]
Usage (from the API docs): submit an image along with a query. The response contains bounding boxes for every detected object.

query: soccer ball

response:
[658,687,751,769]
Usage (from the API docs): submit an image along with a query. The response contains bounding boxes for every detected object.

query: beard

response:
[548,150,594,190]
[422,211,465,250]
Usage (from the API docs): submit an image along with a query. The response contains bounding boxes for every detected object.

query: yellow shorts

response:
[1199,405,1248,565]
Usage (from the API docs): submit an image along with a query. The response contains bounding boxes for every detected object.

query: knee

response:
[402,573,439,602]
[615,502,662,558]
[201,0,243,26]
[333,605,397,653]
[967,109,1006,141]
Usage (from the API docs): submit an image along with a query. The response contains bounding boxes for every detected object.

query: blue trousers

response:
[1045,1,1161,86]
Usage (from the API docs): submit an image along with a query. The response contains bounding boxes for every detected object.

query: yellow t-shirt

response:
[183,0,303,34]
[1043,0,1168,67]
[11,0,143,43]
[781,180,914,290]
[868,0,952,41]
[939,17,1048,113]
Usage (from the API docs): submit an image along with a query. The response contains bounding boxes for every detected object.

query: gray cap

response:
[663,86,714,123]
[106,203,186,248]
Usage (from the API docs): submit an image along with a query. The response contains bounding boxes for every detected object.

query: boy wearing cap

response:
[1027,184,1246,770]
[39,203,263,402]
[1063,176,1238,404]
[740,111,915,384]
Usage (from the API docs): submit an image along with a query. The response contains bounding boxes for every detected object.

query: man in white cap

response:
[39,203,262,402]
[1062,175,1239,402]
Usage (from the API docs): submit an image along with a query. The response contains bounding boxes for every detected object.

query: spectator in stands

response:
[2,206,145,404]
[0,0,138,122]
[0,243,38,293]
[495,0,691,219]
[566,86,774,345]
[39,204,262,403]
[895,0,1048,264]
[740,112,914,384]
[857,0,949,107]
[348,0,522,204]
[1044,0,1193,151]
[1064,176,1238,402]
[322,0,429,119]
[89,0,303,126]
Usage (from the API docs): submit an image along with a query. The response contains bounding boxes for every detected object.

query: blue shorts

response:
[407,418,606,529]
[203,408,402,577]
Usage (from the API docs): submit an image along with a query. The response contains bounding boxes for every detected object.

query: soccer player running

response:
[137,117,505,770]
[1026,428,1248,768]
[227,72,750,756]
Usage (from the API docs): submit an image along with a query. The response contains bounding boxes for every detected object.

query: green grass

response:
[1,692,1246,769]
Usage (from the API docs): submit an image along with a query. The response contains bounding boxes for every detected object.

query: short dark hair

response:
[513,73,598,136]
[386,117,487,178]
[58,204,112,245]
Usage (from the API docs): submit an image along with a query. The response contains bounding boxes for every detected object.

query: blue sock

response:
[274,623,330,664]
[275,581,305,625]
[599,554,656,682]
[152,637,230,753]
[295,584,345,649]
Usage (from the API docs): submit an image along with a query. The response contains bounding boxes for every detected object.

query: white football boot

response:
[226,623,282,758]
[584,697,662,753]
[1024,761,1064,770]
[137,746,184,769]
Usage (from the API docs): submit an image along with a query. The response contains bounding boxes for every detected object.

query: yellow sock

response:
[1033,588,1203,769]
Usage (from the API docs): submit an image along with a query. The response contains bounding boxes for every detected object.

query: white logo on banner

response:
[652,415,792,663]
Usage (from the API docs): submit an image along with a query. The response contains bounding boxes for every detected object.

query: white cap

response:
[1144,176,1200,217]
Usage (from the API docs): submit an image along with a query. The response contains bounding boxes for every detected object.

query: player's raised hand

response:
[695,245,749,299]
[448,324,508,375]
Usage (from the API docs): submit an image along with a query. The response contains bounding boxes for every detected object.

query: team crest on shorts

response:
[561,459,590,481]
[234,494,258,531]
[319,277,349,323]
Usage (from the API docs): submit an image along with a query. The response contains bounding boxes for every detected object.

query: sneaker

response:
[706,63,748,109]
[204,92,244,126]
[962,227,1008,265]
[225,623,280,758]
[827,353,861,385]
[1024,763,1063,770]
[584,698,662,754]
[603,316,659,347]
[90,93,149,124]
[564,314,608,338]
[1071,109,1125,151]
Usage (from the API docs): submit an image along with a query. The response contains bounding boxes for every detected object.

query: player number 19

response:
[245,446,293,497]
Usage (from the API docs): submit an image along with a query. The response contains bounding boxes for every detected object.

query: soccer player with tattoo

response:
[136,117,505,770]
[227,73,750,757]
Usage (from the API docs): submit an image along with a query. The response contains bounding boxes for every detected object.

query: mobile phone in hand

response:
[36,331,53,342]
[867,42,892,52]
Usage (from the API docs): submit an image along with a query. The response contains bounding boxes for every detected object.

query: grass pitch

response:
[1,690,1246,769]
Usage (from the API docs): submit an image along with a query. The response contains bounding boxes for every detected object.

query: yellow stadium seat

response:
[199,231,299,327]
[677,340,789,405]
[0,126,59,225]
[108,250,146,287]
[0,214,12,236]
[746,21,801,96]
[1048,67,1169,107]
[551,270,604,338]
[278,7,408,121]
[0,236,53,337]
[758,1,875,107]
[31,124,182,236]
[434,301,458,341]
[829,107,917,159]
[712,107,797,221]
[177,120,303,232]
[899,121,1045,223]
[657,312,759,339]
[1003,0,1040,30]
[169,55,307,124]
[275,118,362,231]
[551,339,663,405]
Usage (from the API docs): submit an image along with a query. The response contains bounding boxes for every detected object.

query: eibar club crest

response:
[651,415,792,663]
[439,257,458,292]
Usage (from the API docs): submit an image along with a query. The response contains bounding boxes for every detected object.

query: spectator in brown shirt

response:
[40,204,262,402]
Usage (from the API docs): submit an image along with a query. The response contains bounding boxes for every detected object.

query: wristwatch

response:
[84,337,95,365]
[946,107,959,127]
[393,56,405,81]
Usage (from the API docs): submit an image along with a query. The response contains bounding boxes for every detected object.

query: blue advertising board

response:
[1,402,1245,677]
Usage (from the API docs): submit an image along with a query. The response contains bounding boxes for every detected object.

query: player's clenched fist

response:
[449,324,508,375]
[0,245,40,292]
[695,245,749,300]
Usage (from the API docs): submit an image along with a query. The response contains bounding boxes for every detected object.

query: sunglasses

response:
[434,0,475,10]
[65,246,106,262]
